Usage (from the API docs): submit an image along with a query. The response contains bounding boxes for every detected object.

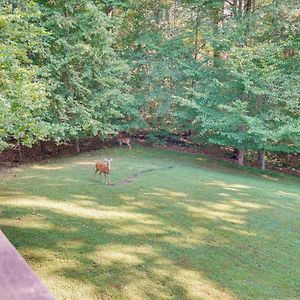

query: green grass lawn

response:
[0,145,299,299]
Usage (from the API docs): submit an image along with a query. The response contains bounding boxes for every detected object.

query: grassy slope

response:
[0,145,299,300]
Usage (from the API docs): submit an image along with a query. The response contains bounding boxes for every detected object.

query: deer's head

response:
[104,158,113,170]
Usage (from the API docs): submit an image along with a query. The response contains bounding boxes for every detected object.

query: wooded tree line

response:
[0,0,299,169]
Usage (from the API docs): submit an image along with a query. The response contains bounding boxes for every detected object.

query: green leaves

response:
[0,3,49,150]
[176,0,300,153]
[37,0,133,141]
[0,0,298,158]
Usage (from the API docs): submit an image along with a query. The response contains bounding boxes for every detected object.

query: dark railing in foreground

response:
[0,230,55,300]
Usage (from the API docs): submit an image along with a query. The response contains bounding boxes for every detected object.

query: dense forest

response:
[0,0,299,169]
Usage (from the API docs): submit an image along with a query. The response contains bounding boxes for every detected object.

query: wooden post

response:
[0,230,55,300]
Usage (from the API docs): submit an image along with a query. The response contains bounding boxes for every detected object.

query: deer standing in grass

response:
[95,158,112,185]
[118,136,132,151]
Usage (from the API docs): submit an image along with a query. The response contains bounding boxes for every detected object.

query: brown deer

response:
[118,136,132,151]
[94,158,112,185]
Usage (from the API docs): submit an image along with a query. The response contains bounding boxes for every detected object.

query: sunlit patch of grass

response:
[0,197,155,221]
[206,181,251,191]
[0,145,299,299]
[276,190,300,200]
[32,165,64,170]
[185,204,246,224]
[174,268,237,300]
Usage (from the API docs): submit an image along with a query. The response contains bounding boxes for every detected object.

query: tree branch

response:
[225,0,234,5]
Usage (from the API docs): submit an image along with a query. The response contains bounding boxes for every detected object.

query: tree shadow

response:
[0,151,300,299]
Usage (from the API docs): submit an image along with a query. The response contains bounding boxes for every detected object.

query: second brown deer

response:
[118,136,132,151]
[95,158,112,185]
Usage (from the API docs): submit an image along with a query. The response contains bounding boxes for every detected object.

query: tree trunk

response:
[257,150,265,170]
[238,149,245,166]
[194,7,200,59]
[252,0,255,12]
[233,0,237,16]
[40,141,48,156]
[245,0,252,13]
[173,0,177,31]
[17,139,22,162]
[75,137,80,154]
[238,0,243,13]
[154,2,161,26]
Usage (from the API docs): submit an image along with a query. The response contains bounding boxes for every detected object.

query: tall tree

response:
[177,0,300,168]
[0,2,49,157]
[37,0,133,151]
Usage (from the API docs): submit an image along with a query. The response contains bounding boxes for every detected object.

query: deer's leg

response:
[128,143,132,151]
[104,173,107,184]
[94,169,98,176]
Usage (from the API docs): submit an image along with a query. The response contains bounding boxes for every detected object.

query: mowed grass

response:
[0,145,300,300]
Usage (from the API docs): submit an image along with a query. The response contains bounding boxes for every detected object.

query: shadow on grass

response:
[0,150,300,299]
